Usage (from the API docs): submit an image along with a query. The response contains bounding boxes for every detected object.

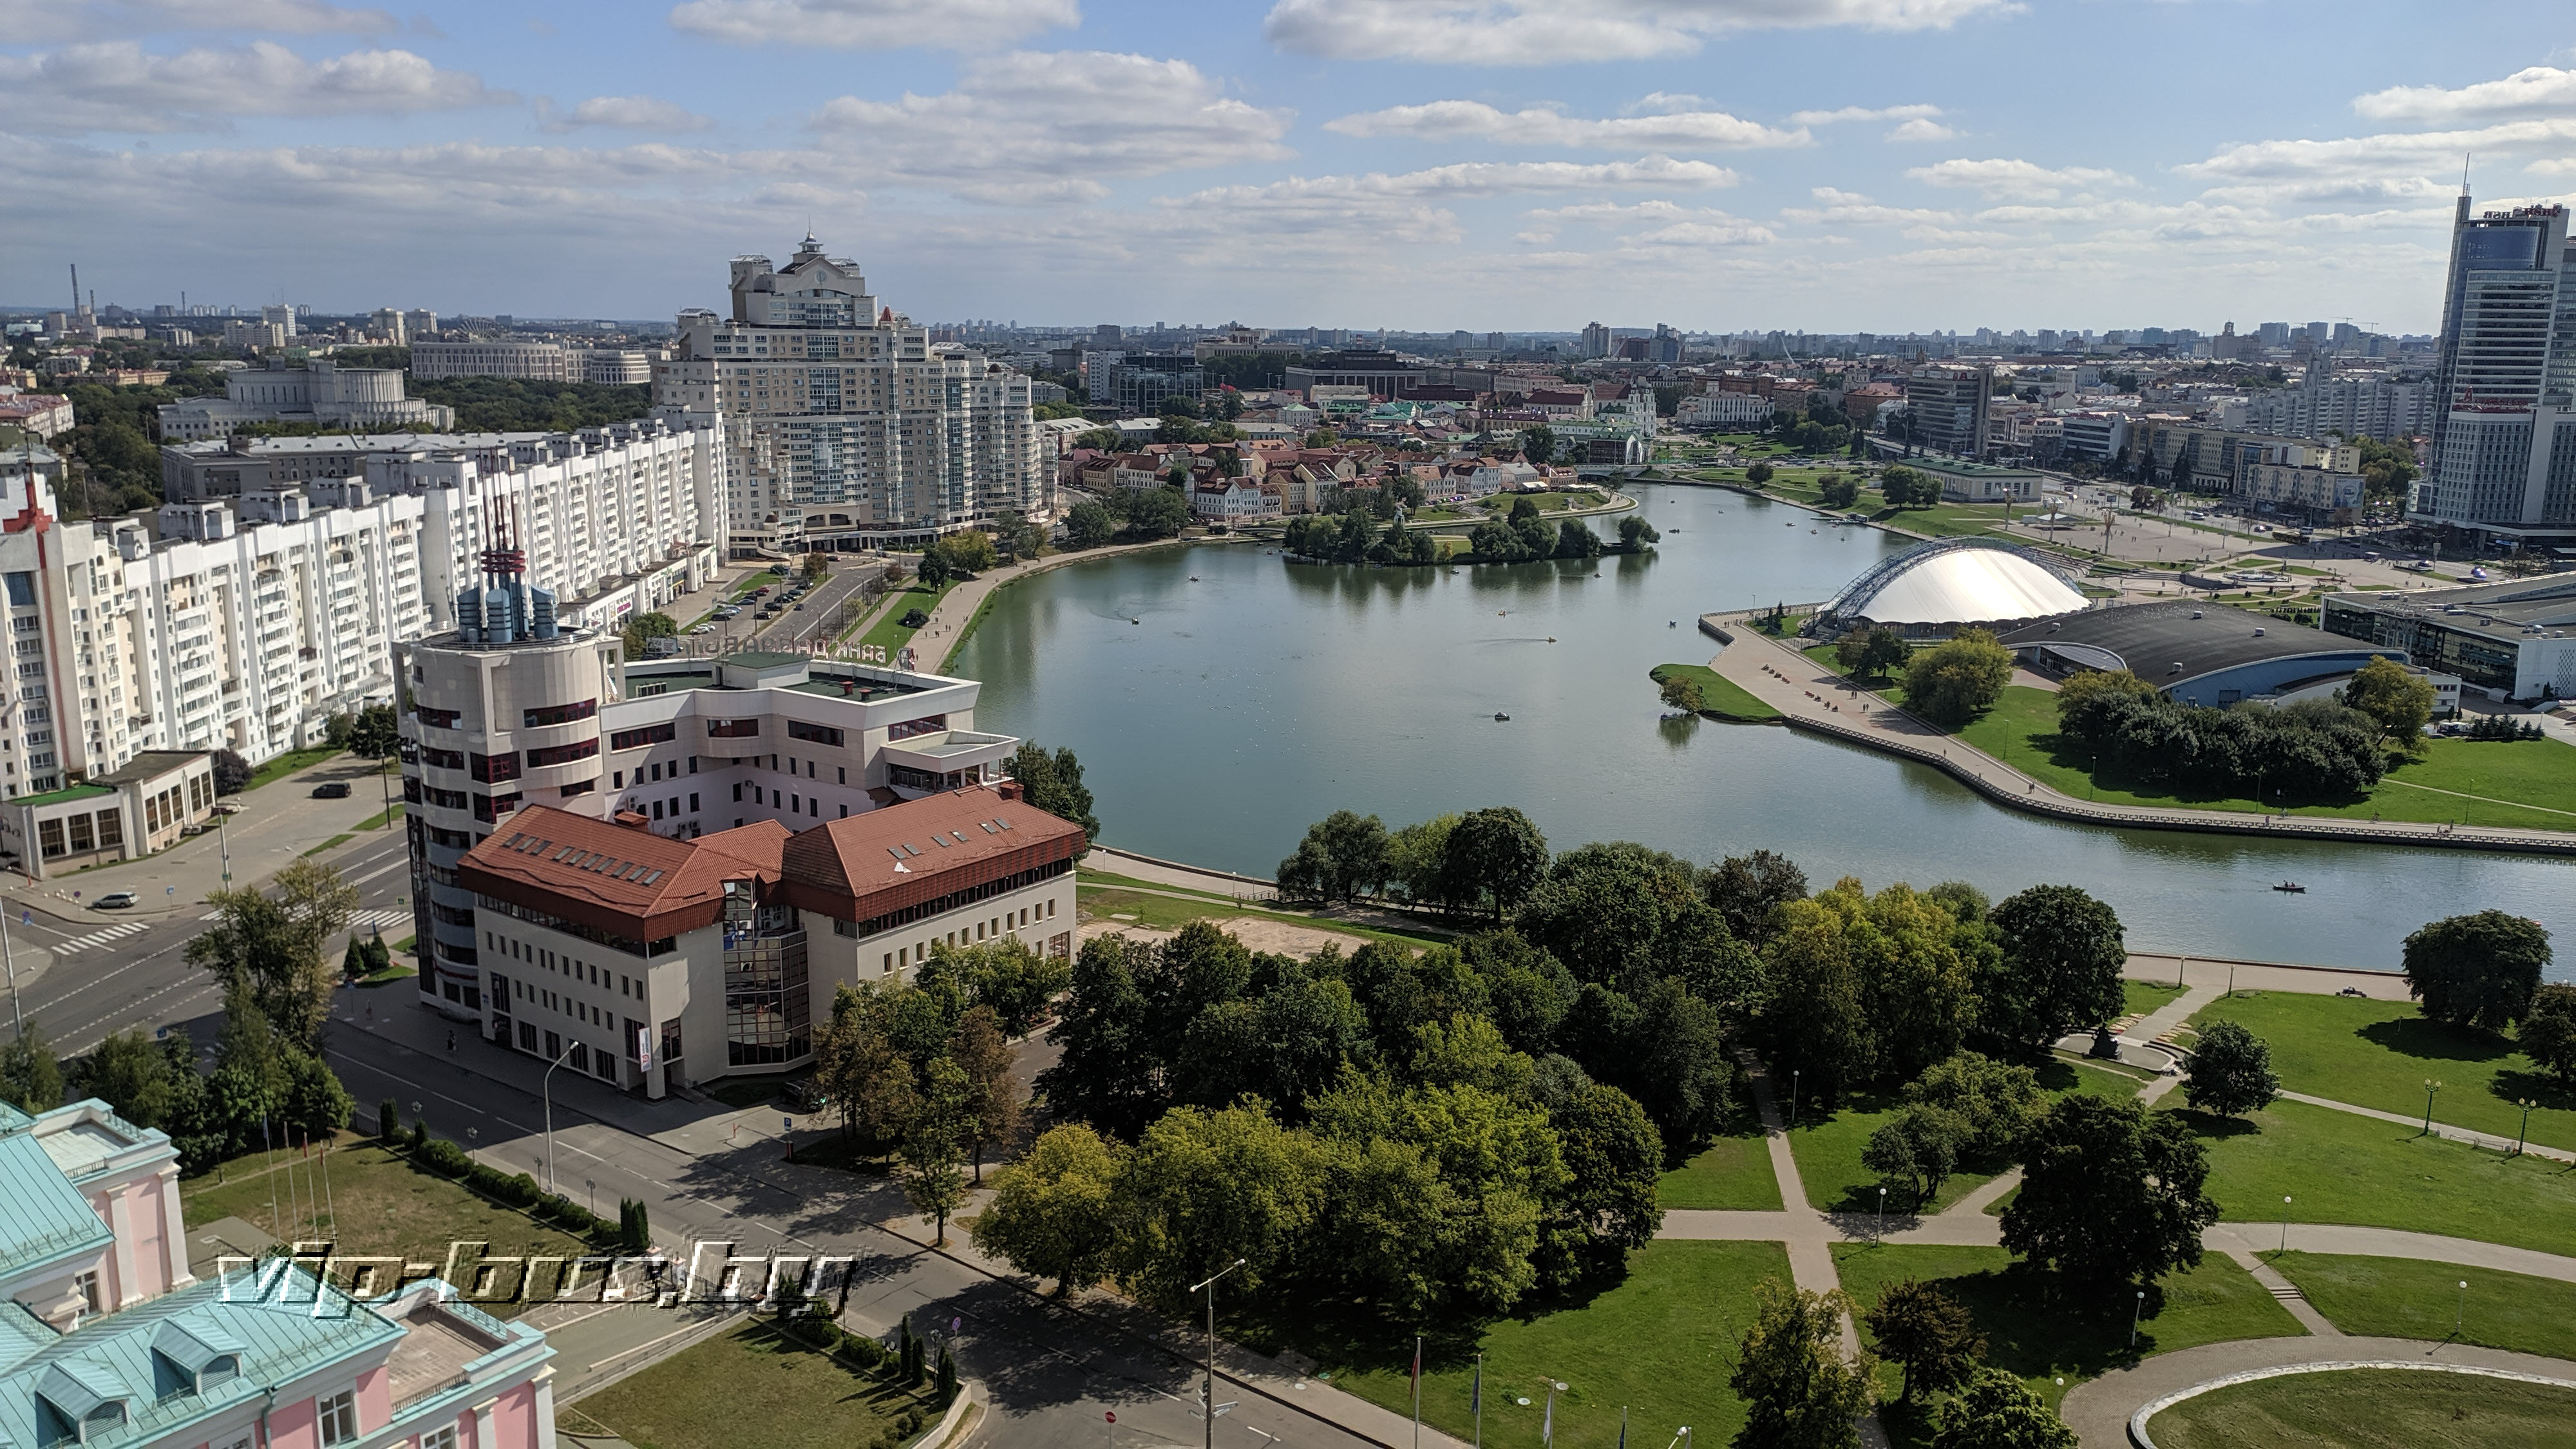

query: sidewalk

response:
[2058,1336,2576,1449]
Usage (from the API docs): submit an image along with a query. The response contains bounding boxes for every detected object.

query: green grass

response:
[938,579,1010,671]
[300,833,354,857]
[1284,1241,1792,1449]
[2123,980,2188,1018]
[576,1321,936,1449]
[2268,1253,2576,1360]
[1077,886,1452,948]
[1832,1244,2302,1435]
[2145,1367,2576,1449]
[1658,1104,1781,1209]
[1648,663,1781,723]
[2189,990,2576,1153]
[352,802,405,830]
[1788,1061,2143,1216]
[392,934,416,954]
[851,580,956,661]
[1846,679,2576,831]
[244,746,341,790]
[2190,1098,2576,1256]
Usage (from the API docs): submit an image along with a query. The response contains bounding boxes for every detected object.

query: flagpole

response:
[1472,1353,1482,1449]
[1619,1406,1628,1449]
[1411,1334,1422,1449]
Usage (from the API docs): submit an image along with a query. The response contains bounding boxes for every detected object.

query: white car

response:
[690,623,716,635]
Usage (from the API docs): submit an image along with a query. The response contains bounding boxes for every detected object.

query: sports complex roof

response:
[1822,538,2089,629]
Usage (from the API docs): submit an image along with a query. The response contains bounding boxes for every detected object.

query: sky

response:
[5,0,2574,334]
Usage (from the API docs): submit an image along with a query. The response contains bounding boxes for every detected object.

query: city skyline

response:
[8,1,2573,330]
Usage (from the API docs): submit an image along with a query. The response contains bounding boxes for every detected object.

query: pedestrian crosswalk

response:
[52,921,150,954]
[348,909,410,933]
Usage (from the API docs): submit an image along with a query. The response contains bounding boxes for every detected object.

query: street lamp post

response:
[0,905,22,1036]
[2456,1279,2468,1337]
[1875,1186,1886,1245]
[216,808,232,886]
[2515,1099,2535,1157]
[377,753,393,828]
[542,1043,577,1193]
[1188,1258,1245,1449]
[2128,1290,2144,1348]
[2281,1197,2291,1254]
[2421,1079,2441,1136]
[1790,1070,1799,1127]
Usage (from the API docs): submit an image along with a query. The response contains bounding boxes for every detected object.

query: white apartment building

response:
[2242,377,2429,441]
[412,342,658,385]
[1676,390,1772,429]
[653,235,1048,554]
[155,359,455,440]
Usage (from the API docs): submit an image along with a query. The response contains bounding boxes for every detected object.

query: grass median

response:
[1648,663,1780,723]
[575,1320,940,1449]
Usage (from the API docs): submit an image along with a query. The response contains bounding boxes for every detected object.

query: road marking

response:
[52,922,152,954]
[349,860,408,886]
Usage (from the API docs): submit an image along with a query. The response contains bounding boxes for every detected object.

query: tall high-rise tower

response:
[2418,194,2576,536]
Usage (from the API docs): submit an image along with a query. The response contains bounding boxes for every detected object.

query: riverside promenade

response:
[1696,612,2576,858]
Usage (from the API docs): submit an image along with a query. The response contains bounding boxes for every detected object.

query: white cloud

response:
[1323,100,1806,149]
[1784,102,1942,125]
[1885,117,1958,142]
[2354,66,2576,124]
[2176,119,2576,192]
[1624,218,1775,247]
[0,42,509,135]
[668,0,1076,49]
[1905,156,2132,199]
[1779,185,1956,224]
[1179,155,1739,208]
[806,50,1291,197]
[1262,0,2016,65]
[538,95,717,133]
[0,0,395,41]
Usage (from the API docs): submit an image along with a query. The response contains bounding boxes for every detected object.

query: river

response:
[951,484,2575,972]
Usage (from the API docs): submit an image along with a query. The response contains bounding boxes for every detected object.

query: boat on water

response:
[1493,712,1511,722]
[2273,881,2306,894]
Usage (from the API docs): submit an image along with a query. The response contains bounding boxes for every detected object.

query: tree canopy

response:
[2403,911,2550,1031]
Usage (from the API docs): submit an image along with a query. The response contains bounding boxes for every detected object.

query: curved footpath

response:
[2061,1338,2576,1449]
[1696,614,2576,858]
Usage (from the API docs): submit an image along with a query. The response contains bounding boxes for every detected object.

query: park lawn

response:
[1298,1240,1791,1449]
[1075,866,1247,904]
[1076,886,1452,949]
[2123,980,2188,1018]
[1877,681,2576,832]
[2145,1367,2576,1449]
[575,1321,935,1449]
[179,1141,591,1317]
[1869,502,2020,540]
[2268,1253,2576,1361]
[2188,1098,2576,1256]
[1790,1061,2143,1218]
[2188,990,2576,1153]
[1831,1243,2302,1435]
[851,580,956,660]
[1648,663,1781,723]
[245,746,341,790]
[1659,1102,1781,1210]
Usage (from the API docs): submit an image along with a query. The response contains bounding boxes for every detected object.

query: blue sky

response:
[5,0,2572,334]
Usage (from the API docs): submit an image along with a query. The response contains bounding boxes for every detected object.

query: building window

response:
[523,699,598,728]
[705,719,761,738]
[610,723,678,751]
[422,1427,459,1449]
[786,720,844,746]
[66,815,92,854]
[887,715,947,741]
[93,810,121,849]
[73,1271,99,1314]
[37,820,61,858]
[526,739,599,769]
[317,1390,357,1446]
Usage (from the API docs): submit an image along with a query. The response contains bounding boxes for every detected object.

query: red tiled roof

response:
[777,783,1084,922]
[457,805,784,940]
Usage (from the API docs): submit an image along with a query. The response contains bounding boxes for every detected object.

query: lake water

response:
[952,484,2576,972]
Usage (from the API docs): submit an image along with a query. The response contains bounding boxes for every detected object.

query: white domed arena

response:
[1819,538,2089,635]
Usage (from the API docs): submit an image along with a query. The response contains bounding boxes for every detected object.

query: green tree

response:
[1275,810,1390,903]
[1551,1081,1665,1256]
[1729,1278,1875,1449]
[1819,475,1861,509]
[915,938,1070,1040]
[1520,426,1555,463]
[1900,629,2014,726]
[2403,911,2550,1032]
[1979,885,2128,1051]
[1762,899,1875,1103]
[1005,741,1101,841]
[2519,983,2576,1086]
[934,530,999,576]
[1904,1052,2043,1163]
[1927,1368,2076,1449]
[1879,466,1938,507]
[1438,806,1549,923]
[1862,1103,1967,1208]
[1660,673,1709,714]
[281,1048,354,1139]
[801,551,831,582]
[2181,1019,2280,1119]
[1127,486,1193,538]
[620,611,679,658]
[1515,840,1745,992]
[1385,813,1459,909]
[1746,461,1776,486]
[187,860,358,1048]
[1553,518,1604,559]
[1834,628,1909,682]
[345,703,401,759]
[2052,667,2159,723]
[1114,1100,1325,1311]
[1618,515,1660,549]
[969,1123,1126,1294]
[1066,500,1115,549]
[0,1020,62,1114]
[1703,849,1810,948]
[1039,934,1162,1136]
[2000,1095,2218,1289]
[901,1057,971,1245]
[2340,655,2436,752]
[1863,1279,1985,1403]
[916,548,951,589]
[951,1005,1023,1183]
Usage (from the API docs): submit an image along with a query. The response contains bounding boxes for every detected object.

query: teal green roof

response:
[0,1134,110,1272]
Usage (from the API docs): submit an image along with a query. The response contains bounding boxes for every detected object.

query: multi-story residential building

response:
[2416,195,2576,541]
[2241,377,2429,440]
[2055,411,2130,462]
[652,235,1046,556]
[155,360,454,441]
[0,393,75,440]
[395,598,1027,1034]
[0,1095,556,1449]
[1904,365,1992,458]
[412,343,658,386]
[1580,322,1611,359]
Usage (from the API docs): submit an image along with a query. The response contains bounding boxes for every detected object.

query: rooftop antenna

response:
[2462,153,2472,195]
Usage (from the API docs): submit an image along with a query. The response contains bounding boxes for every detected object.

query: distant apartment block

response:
[1904,365,1993,459]
[0,393,73,439]
[2241,377,2429,441]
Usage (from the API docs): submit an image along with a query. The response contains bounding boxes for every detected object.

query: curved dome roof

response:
[1825,539,2088,627]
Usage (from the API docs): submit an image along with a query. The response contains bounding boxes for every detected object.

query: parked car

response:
[312,781,352,798]
[781,1079,830,1113]
[93,891,138,909]
[212,800,245,815]
[690,623,716,635]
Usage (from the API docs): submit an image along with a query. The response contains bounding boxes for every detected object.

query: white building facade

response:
[155,360,454,440]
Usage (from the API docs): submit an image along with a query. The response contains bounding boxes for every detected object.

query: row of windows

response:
[523,698,598,728]
[867,898,1058,971]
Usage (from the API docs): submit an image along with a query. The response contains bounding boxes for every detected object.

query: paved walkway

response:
[1700,618,2576,857]
[2278,1088,2576,1165]
[2058,1337,2576,1449]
